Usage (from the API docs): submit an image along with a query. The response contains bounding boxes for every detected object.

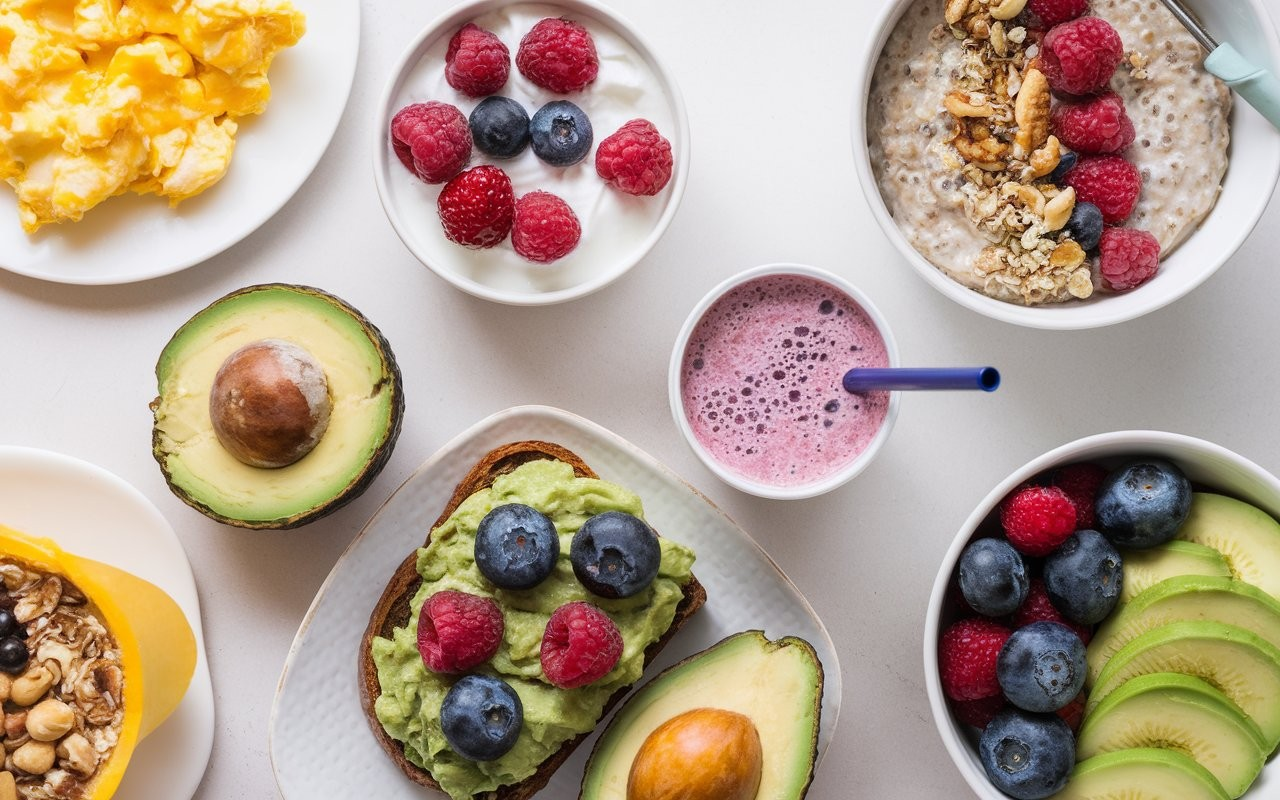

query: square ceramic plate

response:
[270,405,840,798]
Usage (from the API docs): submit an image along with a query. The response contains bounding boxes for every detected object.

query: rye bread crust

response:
[357,440,706,799]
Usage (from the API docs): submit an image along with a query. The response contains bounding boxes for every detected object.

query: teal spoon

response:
[1160,0,1280,130]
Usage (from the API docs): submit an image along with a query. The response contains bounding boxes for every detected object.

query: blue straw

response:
[843,367,1001,393]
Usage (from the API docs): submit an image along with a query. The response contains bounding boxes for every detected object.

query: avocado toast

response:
[357,440,706,799]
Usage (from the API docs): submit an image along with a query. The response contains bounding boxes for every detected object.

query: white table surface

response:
[3,1,1280,798]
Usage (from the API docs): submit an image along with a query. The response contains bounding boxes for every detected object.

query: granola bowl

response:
[853,0,1280,330]
[924,430,1280,798]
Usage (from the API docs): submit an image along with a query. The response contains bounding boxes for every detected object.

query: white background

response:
[3,0,1280,797]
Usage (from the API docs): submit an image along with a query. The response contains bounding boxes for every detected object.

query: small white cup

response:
[668,263,901,500]
[923,430,1280,798]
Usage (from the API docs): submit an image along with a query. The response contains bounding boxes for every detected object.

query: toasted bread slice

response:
[358,440,707,799]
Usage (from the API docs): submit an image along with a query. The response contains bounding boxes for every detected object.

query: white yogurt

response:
[382,3,681,301]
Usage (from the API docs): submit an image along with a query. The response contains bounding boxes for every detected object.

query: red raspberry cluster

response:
[1031,7,1161,293]
[388,17,676,265]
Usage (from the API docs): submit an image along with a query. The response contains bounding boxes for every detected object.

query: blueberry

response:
[469,96,530,159]
[0,636,28,674]
[978,708,1075,800]
[570,511,661,599]
[0,608,17,638]
[1065,201,1104,252]
[475,504,560,590]
[1096,459,1192,549]
[440,674,523,762]
[959,538,1029,617]
[1043,530,1123,624]
[997,621,1087,713]
[1047,151,1079,185]
[530,101,592,167]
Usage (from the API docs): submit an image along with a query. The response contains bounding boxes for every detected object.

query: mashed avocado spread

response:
[370,459,696,799]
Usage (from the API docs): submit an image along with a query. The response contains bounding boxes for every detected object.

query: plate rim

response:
[0,445,215,799]
[0,0,362,285]
[269,404,842,795]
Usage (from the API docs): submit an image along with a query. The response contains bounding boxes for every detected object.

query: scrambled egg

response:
[0,0,305,233]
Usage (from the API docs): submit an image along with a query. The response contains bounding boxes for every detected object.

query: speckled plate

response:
[269,405,839,798]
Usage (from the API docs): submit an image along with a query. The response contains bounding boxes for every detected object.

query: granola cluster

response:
[0,561,123,800]
[932,0,1093,305]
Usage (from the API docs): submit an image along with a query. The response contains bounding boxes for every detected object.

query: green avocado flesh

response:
[1177,494,1280,601]
[151,284,402,528]
[1056,748,1232,800]
[579,631,822,800]
[1077,673,1266,798]
[1088,576,1280,687]
[370,460,696,800]
[1087,620,1280,750]
[1118,541,1232,605]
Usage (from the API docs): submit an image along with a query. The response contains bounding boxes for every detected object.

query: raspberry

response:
[390,102,471,184]
[952,694,1008,729]
[1001,486,1078,557]
[1099,227,1161,291]
[1056,691,1087,732]
[540,601,622,689]
[512,191,580,263]
[1051,462,1107,529]
[445,22,510,97]
[1013,579,1094,645]
[416,590,504,674]
[1027,0,1089,28]
[595,119,674,196]
[1063,154,1141,224]
[1040,17,1124,96]
[939,618,1012,701]
[437,165,515,248]
[516,17,599,93]
[1051,91,1135,155]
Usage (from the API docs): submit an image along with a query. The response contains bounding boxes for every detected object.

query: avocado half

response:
[579,630,823,800]
[150,284,404,529]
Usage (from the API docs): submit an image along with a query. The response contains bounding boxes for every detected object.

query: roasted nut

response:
[0,674,11,704]
[0,771,15,800]
[25,699,74,742]
[14,577,61,624]
[991,0,1029,20]
[3,711,26,739]
[945,0,971,25]
[1004,182,1047,216]
[1015,68,1051,154]
[1044,187,1077,231]
[1051,240,1088,269]
[57,733,96,777]
[1029,135,1063,179]
[945,92,994,119]
[35,642,75,679]
[10,665,54,707]
[12,740,55,775]
[953,121,1010,165]
[991,22,1008,57]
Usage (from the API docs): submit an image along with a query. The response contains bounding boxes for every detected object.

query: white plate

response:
[0,0,360,285]
[270,405,840,798]
[0,447,214,799]
[374,0,690,305]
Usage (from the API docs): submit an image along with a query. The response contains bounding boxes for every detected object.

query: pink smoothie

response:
[680,275,890,487]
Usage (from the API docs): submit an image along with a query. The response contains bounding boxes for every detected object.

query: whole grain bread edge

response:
[357,440,707,800]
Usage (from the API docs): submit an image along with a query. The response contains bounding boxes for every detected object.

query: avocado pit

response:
[627,708,763,800]
[209,339,332,468]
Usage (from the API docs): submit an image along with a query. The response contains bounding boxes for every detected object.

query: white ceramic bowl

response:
[924,430,1280,798]
[374,0,689,305]
[852,0,1280,330]
[668,264,901,500]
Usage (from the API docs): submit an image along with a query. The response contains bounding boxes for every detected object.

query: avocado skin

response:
[150,284,405,530]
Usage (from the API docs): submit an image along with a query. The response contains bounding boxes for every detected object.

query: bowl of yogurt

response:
[668,264,901,500]
[853,0,1280,330]
[374,0,689,305]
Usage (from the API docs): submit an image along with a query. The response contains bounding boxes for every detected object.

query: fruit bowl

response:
[851,0,1280,330]
[373,0,689,305]
[924,431,1280,798]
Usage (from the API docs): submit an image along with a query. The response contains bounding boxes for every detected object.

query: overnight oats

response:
[867,0,1231,305]
[0,559,123,800]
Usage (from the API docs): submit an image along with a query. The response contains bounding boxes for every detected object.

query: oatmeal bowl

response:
[853,0,1280,330]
